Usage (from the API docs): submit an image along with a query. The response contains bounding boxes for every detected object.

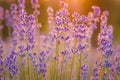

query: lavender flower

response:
[92,6,101,17]
[5,50,18,77]
[38,50,47,78]
[31,0,40,9]
[5,10,12,27]
[47,6,55,30]
[114,46,120,76]
[97,10,113,79]
[11,4,18,26]
[10,4,19,49]
[98,11,113,56]
[79,15,88,23]
[61,50,69,55]
[81,65,88,80]
[0,0,116,80]
[103,60,112,68]
[116,66,120,75]
[0,40,4,79]
[92,67,99,80]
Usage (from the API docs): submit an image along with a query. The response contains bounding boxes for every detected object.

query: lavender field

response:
[0,0,120,80]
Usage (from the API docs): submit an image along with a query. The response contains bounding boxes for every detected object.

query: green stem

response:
[19,57,25,80]
[53,59,56,80]
[60,55,65,80]
[53,32,59,80]
[60,38,66,80]
[0,29,2,39]
[27,55,30,80]
[70,53,75,80]
[8,26,11,37]
[99,51,103,80]
[9,75,13,80]
[78,53,82,80]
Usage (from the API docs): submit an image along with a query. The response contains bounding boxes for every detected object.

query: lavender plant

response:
[0,0,119,80]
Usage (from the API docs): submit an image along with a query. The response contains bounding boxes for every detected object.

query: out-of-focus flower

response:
[0,25,3,30]
[5,10,12,27]
[0,40,4,79]
[31,0,40,9]
[0,6,4,20]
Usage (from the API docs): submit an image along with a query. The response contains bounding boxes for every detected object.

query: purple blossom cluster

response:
[38,50,47,78]
[5,50,18,77]
[0,40,4,80]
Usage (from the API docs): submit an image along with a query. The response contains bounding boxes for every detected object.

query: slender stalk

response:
[19,57,25,80]
[0,29,2,39]
[53,31,59,80]
[27,55,31,80]
[70,53,75,80]
[70,39,77,80]
[60,55,65,80]
[99,51,103,80]
[118,74,120,80]
[60,39,66,80]
[52,58,56,80]
[78,53,82,80]
[9,75,14,80]
[8,26,11,38]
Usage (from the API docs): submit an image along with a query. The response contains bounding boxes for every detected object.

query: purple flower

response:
[33,10,40,15]
[18,0,25,4]
[103,60,112,68]
[92,6,101,16]
[87,12,94,21]
[73,24,87,39]
[11,4,17,10]
[103,49,113,58]
[0,41,3,54]
[92,67,99,80]
[0,40,4,75]
[5,10,13,27]
[98,11,113,59]
[61,50,68,55]
[72,12,79,18]
[81,65,88,79]
[79,15,87,23]
[31,0,40,9]
[9,65,18,76]
[27,31,35,43]
[5,50,18,77]
[18,45,25,56]
[93,68,99,77]
[102,10,109,16]
[38,50,47,78]
[0,54,4,75]
[47,7,54,14]
[116,66,120,75]
[31,0,38,3]
[40,51,46,57]
[76,43,85,52]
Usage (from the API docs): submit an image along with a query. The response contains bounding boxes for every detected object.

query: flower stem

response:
[27,55,30,80]
[53,32,59,80]
[60,55,65,80]
[98,51,103,80]
[70,53,75,80]
[78,53,82,80]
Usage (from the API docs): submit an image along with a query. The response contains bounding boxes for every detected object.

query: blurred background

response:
[0,0,120,46]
